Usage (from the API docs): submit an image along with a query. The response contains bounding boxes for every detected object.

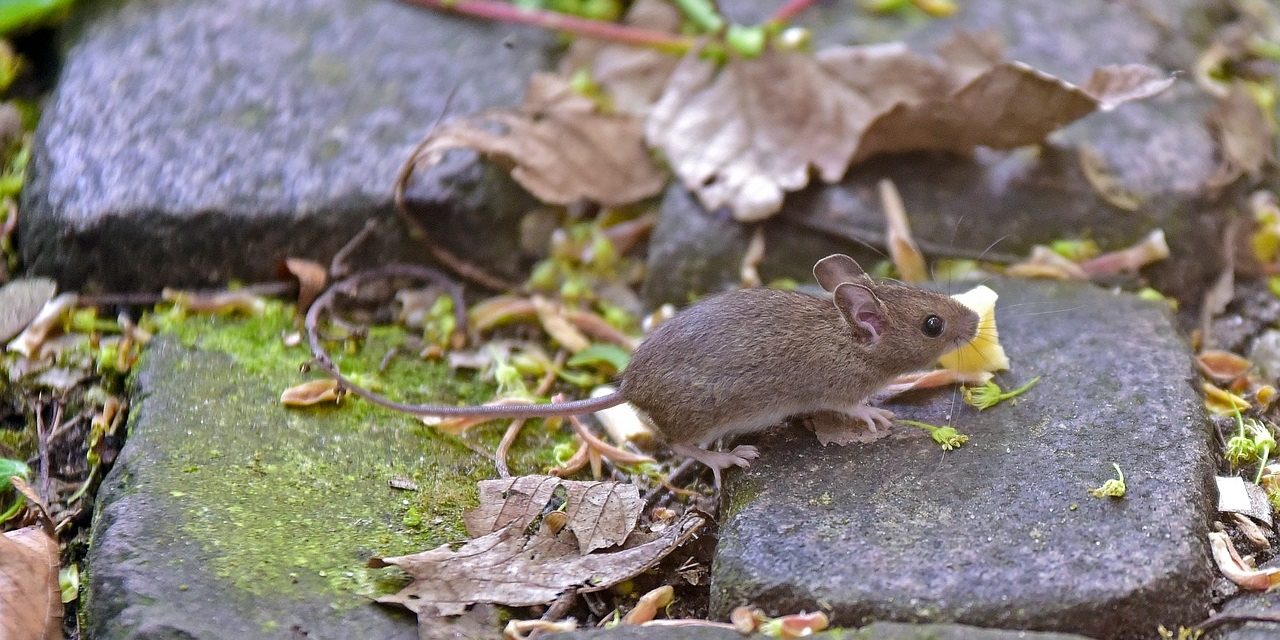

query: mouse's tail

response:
[343,385,628,419]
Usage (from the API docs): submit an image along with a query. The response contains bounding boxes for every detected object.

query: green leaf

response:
[566,343,631,373]
[0,457,31,488]
[0,0,76,36]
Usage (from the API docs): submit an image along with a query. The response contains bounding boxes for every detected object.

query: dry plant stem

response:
[330,218,380,279]
[495,353,563,478]
[1195,611,1280,633]
[399,0,693,53]
[304,264,475,417]
[644,458,701,511]
[393,129,521,293]
[541,589,578,621]
[35,401,61,505]
[769,0,819,24]
[75,280,295,309]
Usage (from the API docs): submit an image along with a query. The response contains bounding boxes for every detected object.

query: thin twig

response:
[76,280,295,308]
[541,589,578,621]
[330,218,380,279]
[393,128,523,293]
[1195,611,1280,633]
[399,0,693,53]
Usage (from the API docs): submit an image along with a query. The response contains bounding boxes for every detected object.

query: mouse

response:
[343,254,980,486]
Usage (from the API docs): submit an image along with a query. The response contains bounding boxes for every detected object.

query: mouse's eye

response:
[922,315,944,337]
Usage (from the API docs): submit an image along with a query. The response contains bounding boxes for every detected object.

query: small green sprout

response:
[1089,463,1126,498]
[899,419,969,451]
[963,376,1041,411]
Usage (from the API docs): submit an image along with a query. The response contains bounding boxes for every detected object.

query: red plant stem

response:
[769,0,818,25]
[400,0,694,54]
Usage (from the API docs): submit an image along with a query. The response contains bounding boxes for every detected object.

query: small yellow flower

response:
[939,285,1009,374]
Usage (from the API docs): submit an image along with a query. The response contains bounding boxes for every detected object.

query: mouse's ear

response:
[833,282,884,344]
[814,254,869,292]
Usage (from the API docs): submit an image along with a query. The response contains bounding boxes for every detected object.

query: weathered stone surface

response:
[547,622,1094,639]
[644,0,1224,307]
[87,308,564,639]
[712,278,1215,638]
[21,0,549,293]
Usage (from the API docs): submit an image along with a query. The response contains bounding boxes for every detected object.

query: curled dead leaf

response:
[280,379,343,407]
[410,73,666,208]
[1231,512,1272,550]
[1205,381,1251,416]
[558,0,681,115]
[622,584,675,624]
[1006,246,1089,280]
[7,293,78,359]
[282,257,328,314]
[1209,530,1280,590]
[1197,350,1252,383]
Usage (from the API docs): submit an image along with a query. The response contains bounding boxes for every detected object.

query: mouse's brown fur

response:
[620,280,978,447]
[348,254,978,485]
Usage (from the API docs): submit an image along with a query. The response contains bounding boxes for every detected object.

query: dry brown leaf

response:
[0,278,56,345]
[282,257,327,314]
[372,511,704,619]
[1209,530,1280,590]
[806,411,892,446]
[648,33,1172,221]
[1207,83,1276,189]
[416,73,666,208]
[559,0,681,115]
[280,379,342,406]
[1197,350,1252,383]
[464,475,643,554]
[0,526,62,640]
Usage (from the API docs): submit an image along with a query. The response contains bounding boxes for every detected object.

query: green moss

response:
[140,303,572,606]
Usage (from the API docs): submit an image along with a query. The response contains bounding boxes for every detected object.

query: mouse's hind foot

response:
[670,443,758,489]
[845,404,894,432]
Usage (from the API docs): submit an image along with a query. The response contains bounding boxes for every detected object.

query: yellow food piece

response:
[938,285,1010,373]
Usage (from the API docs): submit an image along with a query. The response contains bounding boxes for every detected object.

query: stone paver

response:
[712,278,1215,637]
[87,309,564,639]
[21,0,549,293]
[547,622,1095,639]
[643,0,1222,307]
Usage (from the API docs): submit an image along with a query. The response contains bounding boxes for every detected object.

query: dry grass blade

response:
[878,179,926,283]
[0,526,63,640]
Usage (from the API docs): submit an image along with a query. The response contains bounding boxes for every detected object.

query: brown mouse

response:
[343,254,980,485]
